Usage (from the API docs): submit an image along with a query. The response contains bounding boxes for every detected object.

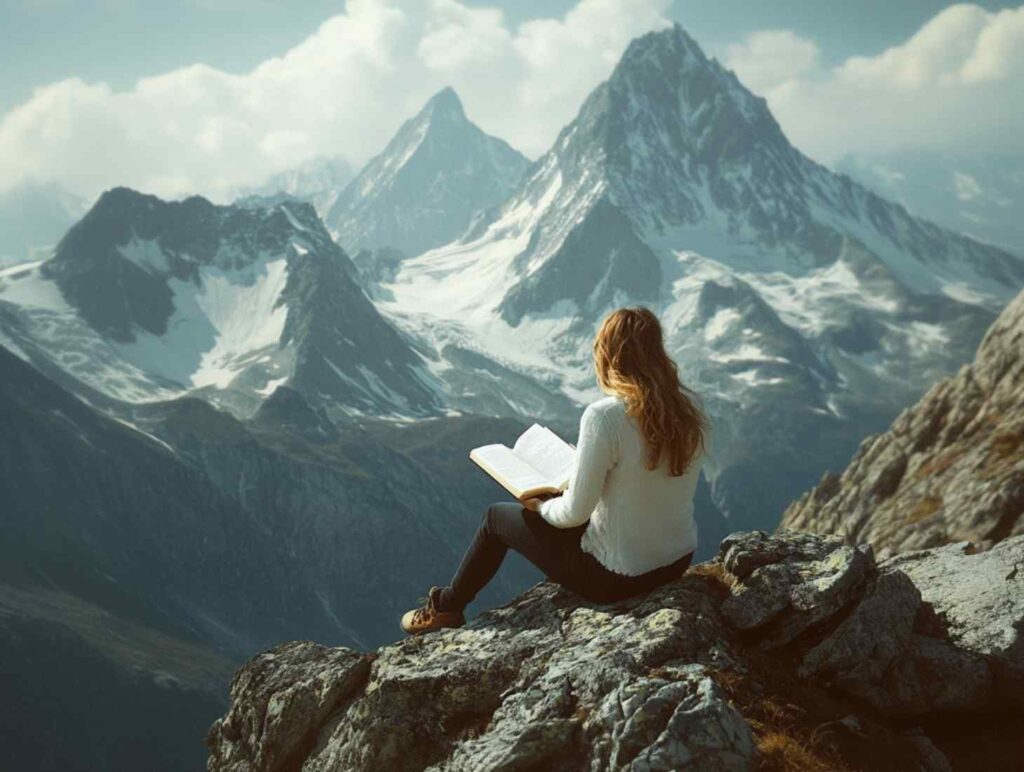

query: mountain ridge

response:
[0,187,446,418]
[487,23,1023,315]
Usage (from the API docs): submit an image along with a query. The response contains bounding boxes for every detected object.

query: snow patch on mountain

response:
[0,249,293,399]
[735,258,899,336]
[0,260,70,310]
[0,260,192,402]
[115,255,290,390]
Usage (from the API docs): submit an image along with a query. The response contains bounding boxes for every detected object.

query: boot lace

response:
[410,591,437,625]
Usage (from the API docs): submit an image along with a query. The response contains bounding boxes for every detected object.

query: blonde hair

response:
[593,306,708,476]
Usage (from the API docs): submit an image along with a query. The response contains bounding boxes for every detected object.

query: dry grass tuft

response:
[756,730,849,772]
[689,561,738,590]
[708,666,850,772]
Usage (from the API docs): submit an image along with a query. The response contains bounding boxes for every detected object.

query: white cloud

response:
[724,4,1024,163]
[0,0,670,201]
[724,30,819,95]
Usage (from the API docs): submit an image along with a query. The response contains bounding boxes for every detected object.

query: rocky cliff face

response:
[780,287,1024,556]
[206,530,1024,771]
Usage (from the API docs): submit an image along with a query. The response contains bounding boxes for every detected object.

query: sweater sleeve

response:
[538,404,616,528]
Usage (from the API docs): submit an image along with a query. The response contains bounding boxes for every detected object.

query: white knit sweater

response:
[539,395,703,576]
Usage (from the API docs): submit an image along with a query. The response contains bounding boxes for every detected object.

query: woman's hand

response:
[520,497,544,512]
[520,492,562,512]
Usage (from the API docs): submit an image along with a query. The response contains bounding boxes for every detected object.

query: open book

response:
[470,423,576,499]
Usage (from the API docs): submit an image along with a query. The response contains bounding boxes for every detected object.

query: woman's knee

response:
[484,500,517,527]
[483,501,500,527]
[482,501,529,543]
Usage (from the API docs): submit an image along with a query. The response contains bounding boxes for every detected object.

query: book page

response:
[512,424,576,489]
[470,443,549,498]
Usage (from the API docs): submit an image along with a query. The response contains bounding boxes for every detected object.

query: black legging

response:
[437,501,694,613]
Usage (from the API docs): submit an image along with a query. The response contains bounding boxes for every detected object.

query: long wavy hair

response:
[593,306,708,476]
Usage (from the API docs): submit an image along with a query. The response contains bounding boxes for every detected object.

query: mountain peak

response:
[323,85,529,256]
[618,22,708,71]
[606,22,773,139]
[502,20,789,242]
[421,85,465,124]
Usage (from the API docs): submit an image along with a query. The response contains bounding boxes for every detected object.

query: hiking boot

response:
[400,586,465,635]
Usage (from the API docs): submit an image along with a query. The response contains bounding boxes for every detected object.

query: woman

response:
[401,306,710,635]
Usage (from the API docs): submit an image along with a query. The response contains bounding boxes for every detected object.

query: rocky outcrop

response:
[884,539,1024,703]
[208,644,370,772]
[206,530,1024,771]
[781,288,1024,556]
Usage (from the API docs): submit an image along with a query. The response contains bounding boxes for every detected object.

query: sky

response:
[1,0,1021,201]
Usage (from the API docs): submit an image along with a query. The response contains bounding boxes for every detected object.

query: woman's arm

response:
[535,404,616,528]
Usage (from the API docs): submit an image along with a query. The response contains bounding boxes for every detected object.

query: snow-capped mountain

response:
[0,187,447,417]
[0,186,578,422]
[323,86,531,258]
[378,25,1024,530]
[0,181,89,266]
[232,155,355,216]
[836,150,1023,257]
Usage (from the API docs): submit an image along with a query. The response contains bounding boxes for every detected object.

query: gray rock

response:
[719,530,871,648]
[205,641,370,772]
[209,578,752,772]
[884,634,993,716]
[882,536,1024,703]
[604,666,754,771]
[720,530,832,579]
[797,565,996,716]
[798,570,920,704]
